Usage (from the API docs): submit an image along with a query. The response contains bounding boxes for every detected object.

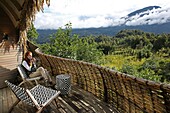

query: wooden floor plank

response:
[0,99,2,113]
[7,88,13,111]
[0,85,119,113]
[58,97,77,113]
[2,88,8,113]
[0,88,3,113]
[70,86,115,113]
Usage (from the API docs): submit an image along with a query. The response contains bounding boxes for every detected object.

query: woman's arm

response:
[32,58,37,68]
[22,60,31,71]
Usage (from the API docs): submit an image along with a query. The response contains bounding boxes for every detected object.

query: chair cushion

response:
[30,85,57,105]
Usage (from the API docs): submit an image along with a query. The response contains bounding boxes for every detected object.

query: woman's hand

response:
[31,57,36,64]
[32,57,36,62]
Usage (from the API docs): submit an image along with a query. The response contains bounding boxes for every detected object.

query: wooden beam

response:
[0,2,18,27]
[0,0,20,21]
[16,0,25,7]
[10,0,22,11]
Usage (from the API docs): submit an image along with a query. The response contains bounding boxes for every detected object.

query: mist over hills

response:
[37,6,170,43]
[115,6,170,26]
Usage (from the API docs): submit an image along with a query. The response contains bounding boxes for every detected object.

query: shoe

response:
[49,81,53,85]
[45,80,48,86]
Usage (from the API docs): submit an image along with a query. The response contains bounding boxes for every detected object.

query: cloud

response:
[34,12,117,29]
[34,0,170,29]
[123,7,170,26]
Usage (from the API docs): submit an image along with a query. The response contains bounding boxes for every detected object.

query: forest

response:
[28,23,170,83]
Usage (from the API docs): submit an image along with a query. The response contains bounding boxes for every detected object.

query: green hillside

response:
[28,23,170,83]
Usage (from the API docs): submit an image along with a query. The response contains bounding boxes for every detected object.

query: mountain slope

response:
[37,22,170,43]
[127,6,161,17]
[119,5,170,26]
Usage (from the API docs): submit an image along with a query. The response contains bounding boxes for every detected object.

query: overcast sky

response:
[34,0,170,29]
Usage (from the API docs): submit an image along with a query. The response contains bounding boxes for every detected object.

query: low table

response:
[55,74,71,95]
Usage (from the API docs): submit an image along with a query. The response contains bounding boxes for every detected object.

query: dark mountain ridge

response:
[37,22,170,43]
[127,6,161,17]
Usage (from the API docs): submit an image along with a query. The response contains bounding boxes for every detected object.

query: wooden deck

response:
[0,85,119,113]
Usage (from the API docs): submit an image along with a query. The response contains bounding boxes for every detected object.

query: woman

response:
[22,51,52,85]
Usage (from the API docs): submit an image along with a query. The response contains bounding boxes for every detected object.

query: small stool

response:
[55,74,71,95]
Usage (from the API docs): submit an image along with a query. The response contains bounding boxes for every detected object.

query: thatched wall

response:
[31,45,170,113]
[0,0,50,88]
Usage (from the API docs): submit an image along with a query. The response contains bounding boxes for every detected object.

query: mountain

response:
[37,6,170,43]
[127,6,161,18]
[37,22,170,43]
[119,6,170,26]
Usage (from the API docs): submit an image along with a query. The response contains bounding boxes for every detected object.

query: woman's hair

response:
[24,51,32,66]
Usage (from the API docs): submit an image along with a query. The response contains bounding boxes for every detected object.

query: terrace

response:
[0,82,118,113]
[0,0,170,113]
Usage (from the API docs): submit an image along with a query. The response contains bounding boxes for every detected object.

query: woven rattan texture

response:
[33,47,170,113]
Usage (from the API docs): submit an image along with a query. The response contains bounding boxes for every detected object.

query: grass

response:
[100,52,170,83]
[101,55,146,70]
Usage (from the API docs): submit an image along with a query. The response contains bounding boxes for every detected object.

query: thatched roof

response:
[0,0,50,54]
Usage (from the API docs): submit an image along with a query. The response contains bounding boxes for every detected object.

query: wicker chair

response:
[5,80,60,113]
[17,64,42,86]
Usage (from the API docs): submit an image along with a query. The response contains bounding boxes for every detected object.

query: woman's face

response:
[27,52,32,60]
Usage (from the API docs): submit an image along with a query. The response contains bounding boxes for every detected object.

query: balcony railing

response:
[28,42,170,113]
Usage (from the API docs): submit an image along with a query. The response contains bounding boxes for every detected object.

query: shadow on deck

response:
[0,85,119,113]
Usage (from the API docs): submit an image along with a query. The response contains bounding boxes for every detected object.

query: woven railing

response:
[29,42,170,113]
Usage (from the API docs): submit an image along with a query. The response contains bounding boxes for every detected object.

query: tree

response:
[40,23,103,64]
[27,23,39,43]
[153,35,166,52]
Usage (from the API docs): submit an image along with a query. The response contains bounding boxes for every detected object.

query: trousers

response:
[29,67,52,82]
